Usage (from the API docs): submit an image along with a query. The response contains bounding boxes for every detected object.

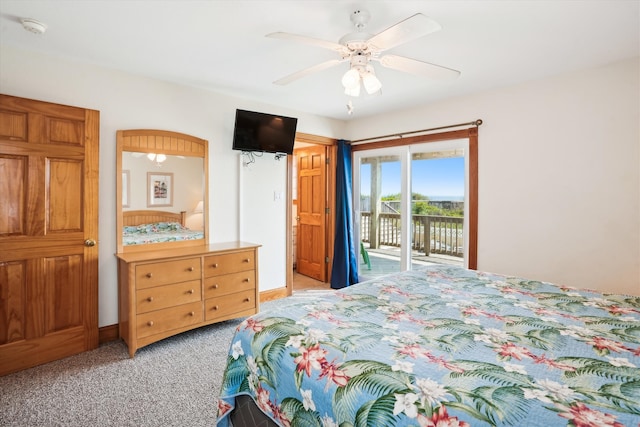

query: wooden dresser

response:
[116,241,260,357]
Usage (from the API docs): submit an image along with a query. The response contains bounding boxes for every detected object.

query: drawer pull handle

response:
[244,297,251,302]
[188,267,195,272]
[211,263,219,268]
[146,273,153,278]
[212,284,219,289]
[189,311,195,316]
[244,258,251,263]
[147,321,154,327]
[147,296,154,302]
[243,278,250,283]
[212,305,219,311]
[188,289,194,294]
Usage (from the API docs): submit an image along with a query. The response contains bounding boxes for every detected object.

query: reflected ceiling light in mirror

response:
[146,153,167,167]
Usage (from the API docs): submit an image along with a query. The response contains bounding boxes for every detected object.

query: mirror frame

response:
[116,129,209,253]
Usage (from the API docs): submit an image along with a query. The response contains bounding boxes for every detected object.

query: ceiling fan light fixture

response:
[362,66,382,94]
[269,9,459,104]
[344,82,361,97]
[341,68,360,89]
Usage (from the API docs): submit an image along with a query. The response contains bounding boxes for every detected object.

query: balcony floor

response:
[292,246,464,292]
[358,246,463,282]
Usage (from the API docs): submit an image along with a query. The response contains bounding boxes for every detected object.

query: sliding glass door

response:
[354,139,469,277]
[357,152,403,274]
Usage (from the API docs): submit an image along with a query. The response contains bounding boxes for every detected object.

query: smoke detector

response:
[21,18,47,35]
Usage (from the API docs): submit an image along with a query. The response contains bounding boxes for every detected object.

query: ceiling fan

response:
[266,9,460,97]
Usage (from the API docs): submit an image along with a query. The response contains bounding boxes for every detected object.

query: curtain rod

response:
[350,119,483,144]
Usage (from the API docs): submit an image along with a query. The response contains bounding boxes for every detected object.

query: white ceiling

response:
[1,0,638,120]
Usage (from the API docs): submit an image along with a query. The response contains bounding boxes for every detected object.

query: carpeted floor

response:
[0,309,281,427]
[0,266,412,426]
[0,284,350,427]
[0,255,457,424]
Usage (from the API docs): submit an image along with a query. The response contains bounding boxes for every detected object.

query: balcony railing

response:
[360,212,464,257]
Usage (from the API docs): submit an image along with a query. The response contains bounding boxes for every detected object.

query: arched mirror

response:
[116,129,209,253]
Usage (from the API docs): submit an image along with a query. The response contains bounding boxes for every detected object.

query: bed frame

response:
[122,210,186,227]
[230,395,277,427]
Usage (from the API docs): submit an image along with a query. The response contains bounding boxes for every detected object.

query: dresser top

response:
[115,241,260,263]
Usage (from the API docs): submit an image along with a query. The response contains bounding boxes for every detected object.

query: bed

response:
[216,264,640,427]
[122,210,204,246]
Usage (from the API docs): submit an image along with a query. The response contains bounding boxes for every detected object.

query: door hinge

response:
[325,157,330,164]
[325,257,330,263]
[325,207,330,214]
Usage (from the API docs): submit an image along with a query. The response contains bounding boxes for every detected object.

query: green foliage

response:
[380,193,402,201]
[413,201,440,215]
[354,394,398,427]
[446,360,533,388]
[330,322,388,353]
[334,360,411,423]
[382,192,430,204]
[622,296,640,308]
[599,381,640,414]
[380,192,463,217]
[558,357,640,383]
[468,385,531,425]
[220,355,250,391]
[280,397,323,427]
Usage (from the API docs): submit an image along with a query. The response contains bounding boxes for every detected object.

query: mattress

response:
[122,222,204,245]
[216,265,640,426]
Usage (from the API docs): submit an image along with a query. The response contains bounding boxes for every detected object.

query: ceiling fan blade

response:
[379,55,460,80]
[273,59,346,85]
[367,14,441,52]
[266,32,347,54]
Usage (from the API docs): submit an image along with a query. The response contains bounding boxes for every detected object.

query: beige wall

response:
[347,57,640,295]
[1,44,637,330]
[0,44,346,326]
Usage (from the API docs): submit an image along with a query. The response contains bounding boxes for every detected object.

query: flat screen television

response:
[232,109,298,155]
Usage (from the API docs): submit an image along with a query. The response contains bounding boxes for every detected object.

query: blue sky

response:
[359,157,464,198]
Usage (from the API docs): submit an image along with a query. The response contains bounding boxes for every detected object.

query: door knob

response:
[84,239,97,247]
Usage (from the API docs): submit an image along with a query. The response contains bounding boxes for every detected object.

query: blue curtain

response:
[330,140,358,289]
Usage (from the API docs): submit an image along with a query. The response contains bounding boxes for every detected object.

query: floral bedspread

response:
[122,222,203,245]
[216,265,640,427]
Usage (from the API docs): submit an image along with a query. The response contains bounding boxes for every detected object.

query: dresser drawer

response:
[204,271,255,299]
[204,251,254,277]
[135,257,201,289]
[136,301,203,339]
[136,279,201,314]
[205,289,255,321]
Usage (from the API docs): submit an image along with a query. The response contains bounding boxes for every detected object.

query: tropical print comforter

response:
[122,222,203,245]
[216,265,640,426]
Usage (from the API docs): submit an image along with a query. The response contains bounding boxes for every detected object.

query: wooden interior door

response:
[0,94,99,376]
[296,145,327,281]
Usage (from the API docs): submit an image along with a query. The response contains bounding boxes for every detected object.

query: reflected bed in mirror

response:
[122,210,204,246]
[116,129,209,253]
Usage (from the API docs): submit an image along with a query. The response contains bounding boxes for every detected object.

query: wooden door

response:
[0,94,99,375]
[296,145,327,281]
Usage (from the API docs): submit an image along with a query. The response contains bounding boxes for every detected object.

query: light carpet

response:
[0,292,340,427]
[1,317,254,426]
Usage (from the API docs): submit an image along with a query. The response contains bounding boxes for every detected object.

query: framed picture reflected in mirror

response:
[147,172,173,207]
